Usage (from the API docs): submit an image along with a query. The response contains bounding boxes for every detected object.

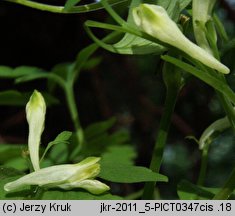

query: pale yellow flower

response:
[132,4,229,74]
[4,157,110,195]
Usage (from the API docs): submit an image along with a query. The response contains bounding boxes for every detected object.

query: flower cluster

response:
[4,90,109,195]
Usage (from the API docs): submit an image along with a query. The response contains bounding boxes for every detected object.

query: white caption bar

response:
[0,200,234,216]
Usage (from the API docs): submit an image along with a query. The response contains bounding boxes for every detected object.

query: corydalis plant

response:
[4,90,109,195]
[132,3,229,74]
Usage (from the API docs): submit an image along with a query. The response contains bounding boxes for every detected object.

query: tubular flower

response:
[132,4,229,74]
[26,90,46,171]
[4,157,110,195]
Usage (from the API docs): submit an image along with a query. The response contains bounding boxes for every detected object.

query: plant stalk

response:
[142,87,179,199]
[5,0,127,13]
[65,84,84,156]
[197,145,209,186]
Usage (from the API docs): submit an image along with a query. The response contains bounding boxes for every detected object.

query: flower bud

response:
[132,4,229,74]
[4,157,110,195]
[26,90,46,171]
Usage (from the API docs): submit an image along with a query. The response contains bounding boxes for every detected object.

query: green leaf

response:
[0,144,26,163]
[73,43,99,81]
[112,33,165,55]
[99,140,167,183]
[81,116,131,156]
[15,73,50,83]
[0,166,30,200]
[167,0,180,21]
[0,177,32,200]
[157,0,191,12]
[161,55,235,105]
[0,90,59,106]
[48,143,69,165]
[41,189,122,200]
[15,72,65,89]
[213,14,229,43]
[4,158,28,171]
[0,66,44,78]
[101,145,137,166]
[83,128,131,156]
[99,162,168,183]
[179,0,191,10]
[0,66,12,76]
[85,117,116,140]
[41,131,72,162]
[64,0,81,11]
[156,0,181,21]
[0,166,24,180]
[0,144,28,171]
[107,130,130,145]
[54,131,73,142]
[0,90,27,106]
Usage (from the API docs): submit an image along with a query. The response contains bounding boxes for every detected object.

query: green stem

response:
[208,35,235,131]
[195,86,235,187]
[217,91,235,131]
[213,89,235,199]
[213,79,235,199]
[65,84,84,156]
[142,87,179,199]
[197,145,209,186]
[5,0,127,13]
[213,166,235,200]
